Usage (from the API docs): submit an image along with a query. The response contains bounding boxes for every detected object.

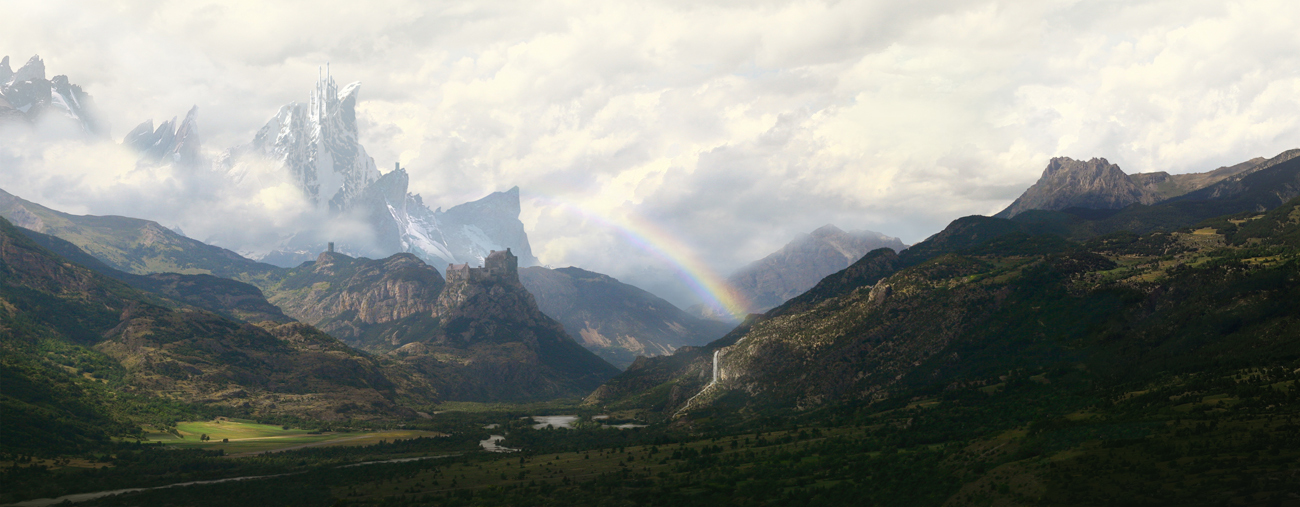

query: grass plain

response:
[142,419,446,456]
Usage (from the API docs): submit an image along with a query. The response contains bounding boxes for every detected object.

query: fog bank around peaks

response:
[0,117,351,260]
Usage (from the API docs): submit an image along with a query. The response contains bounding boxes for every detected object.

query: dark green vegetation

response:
[9,372,1300,507]
[0,217,436,449]
[4,153,1300,505]
[18,226,293,324]
[0,188,282,284]
[520,266,732,368]
[7,193,1298,506]
[1007,151,1300,241]
[1,191,620,403]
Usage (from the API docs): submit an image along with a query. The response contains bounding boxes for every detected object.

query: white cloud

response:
[2,0,1299,307]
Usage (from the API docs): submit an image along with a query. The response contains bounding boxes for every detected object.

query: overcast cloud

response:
[3,0,1299,307]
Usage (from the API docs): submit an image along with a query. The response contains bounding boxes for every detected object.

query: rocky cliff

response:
[264,251,445,350]
[391,263,620,401]
[997,151,1300,219]
[995,157,1159,218]
[259,248,618,401]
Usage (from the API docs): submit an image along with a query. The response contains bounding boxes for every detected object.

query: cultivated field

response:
[144,419,446,456]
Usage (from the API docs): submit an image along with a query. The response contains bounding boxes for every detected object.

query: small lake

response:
[478,434,518,453]
[531,415,579,429]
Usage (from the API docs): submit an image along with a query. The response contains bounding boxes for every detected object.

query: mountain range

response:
[0,217,435,431]
[995,151,1300,218]
[0,55,104,136]
[726,225,906,313]
[0,189,720,374]
[519,266,733,369]
[588,150,1300,417]
[4,54,1300,506]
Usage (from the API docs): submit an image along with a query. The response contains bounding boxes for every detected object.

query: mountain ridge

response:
[726,225,906,313]
[519,266,732,369]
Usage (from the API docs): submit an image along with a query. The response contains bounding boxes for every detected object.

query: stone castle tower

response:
[446,248,518,283]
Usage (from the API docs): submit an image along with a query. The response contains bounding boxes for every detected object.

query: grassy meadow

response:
[142,419,447,456]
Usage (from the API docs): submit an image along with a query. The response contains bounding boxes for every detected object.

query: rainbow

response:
[527,196,749,320]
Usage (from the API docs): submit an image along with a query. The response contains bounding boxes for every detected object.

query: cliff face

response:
[266,251,444,349]
[997,152,1300,219]
[996,157,1159,218]
[264,248,618,401]
[389,265,620,401]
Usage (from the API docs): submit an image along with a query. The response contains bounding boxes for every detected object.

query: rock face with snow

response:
[231,71,381,213]
[122,106,203,168]
[226,72,538,270]
[0,55,104,136]
[355,169,540,268]
[727,225,907,313]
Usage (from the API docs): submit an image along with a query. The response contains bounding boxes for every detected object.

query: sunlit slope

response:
[0,216,434,455]
[0,188,281,284]
[589,196,1300,417]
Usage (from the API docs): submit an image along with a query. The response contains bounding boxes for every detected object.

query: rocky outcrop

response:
[262,247,618,401]
[998,152,1300,219]
[996,157,1159,218]
[265,251,445,349]
[390,259,619,401]
[727,225,906,313]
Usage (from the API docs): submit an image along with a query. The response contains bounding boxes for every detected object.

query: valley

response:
[4,30,1300,507]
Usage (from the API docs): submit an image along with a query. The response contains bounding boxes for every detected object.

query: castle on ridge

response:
[446,248,518,283]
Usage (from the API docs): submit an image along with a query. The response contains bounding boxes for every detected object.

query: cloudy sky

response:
[3,0,1299,308]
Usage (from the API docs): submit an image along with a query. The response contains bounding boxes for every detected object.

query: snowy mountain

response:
[101,67,537,271]
[0,55,105,136]
[354,167,539,268]
[227,70,381,213]
[122,106,203,168]
[213,71,536,269]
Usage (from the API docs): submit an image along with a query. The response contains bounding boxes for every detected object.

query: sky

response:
[2,0,1299,308]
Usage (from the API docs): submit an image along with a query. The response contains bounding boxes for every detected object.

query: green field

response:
[144,419,446,456]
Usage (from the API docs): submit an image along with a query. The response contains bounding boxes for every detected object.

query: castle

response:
[446,248,518,283]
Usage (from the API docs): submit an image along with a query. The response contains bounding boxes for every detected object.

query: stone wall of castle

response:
[446,248,518,283]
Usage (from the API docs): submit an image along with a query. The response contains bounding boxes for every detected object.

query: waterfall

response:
[675,348,722,418]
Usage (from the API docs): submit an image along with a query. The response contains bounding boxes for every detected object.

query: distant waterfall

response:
[675,349,723,418]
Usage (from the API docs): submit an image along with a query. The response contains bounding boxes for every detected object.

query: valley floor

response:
[6,370,1300,507]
